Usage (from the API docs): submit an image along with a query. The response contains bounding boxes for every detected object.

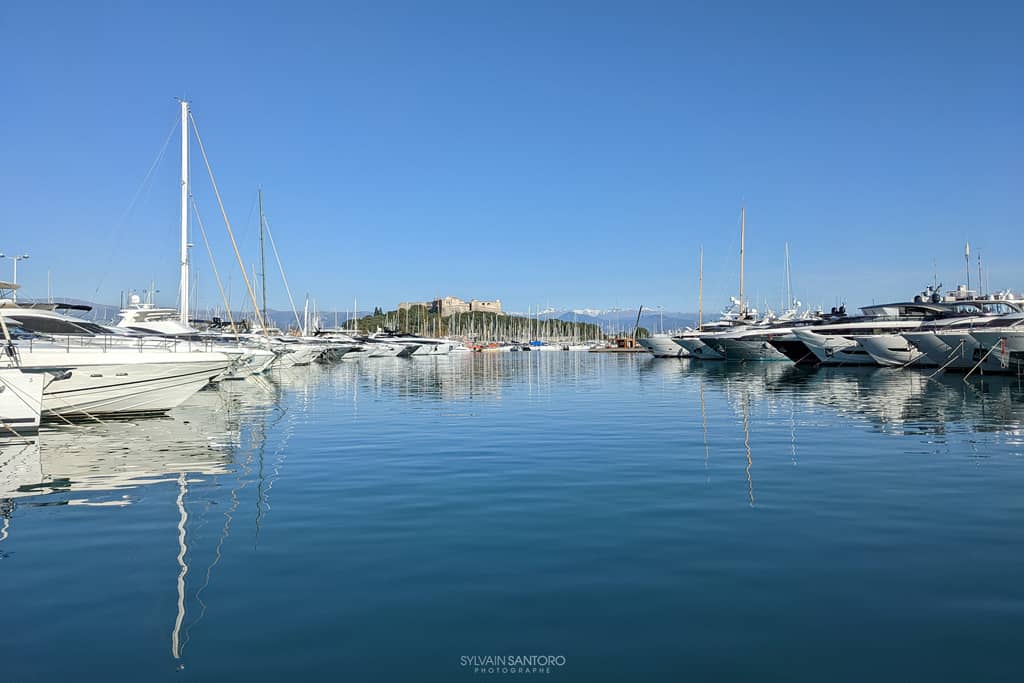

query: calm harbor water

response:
[3,354,1024,681]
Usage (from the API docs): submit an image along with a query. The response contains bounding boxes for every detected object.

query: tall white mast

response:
[739,206,746,316]
[698,245,704,331]
[784,241,792,310]
[179,99,191,326]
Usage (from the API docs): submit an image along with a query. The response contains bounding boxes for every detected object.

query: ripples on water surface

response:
[3,354,1024,681]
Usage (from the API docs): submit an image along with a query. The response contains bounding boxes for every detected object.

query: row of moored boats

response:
[0,283,468,434]
[640,284,1024,376]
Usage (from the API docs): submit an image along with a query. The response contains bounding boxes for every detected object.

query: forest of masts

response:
[354,306,603,342]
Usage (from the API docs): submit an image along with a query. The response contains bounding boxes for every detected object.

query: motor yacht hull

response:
[2,348,231,418]
[638,335,688,358]
[902,332,956,367]
[969,330,1024,374]
[675,337,724,360]
[412,343,454,356]
[792,329,876,366]
[273,346,321,368]
[856,334,927,367]
[929,331,1009,372]
[712,336,791,362]
[0,368,44,433]
[219,348,278,379]
[768,338,818,365]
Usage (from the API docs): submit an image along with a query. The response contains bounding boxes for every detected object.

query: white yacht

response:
[685,208,767,361]
[369,332,464,356]
[702,307,821,362]
[858,290,1022,367]
[118,298,277,377]
[901,295,1024,371]
[0,296,232,419]
[680,298,757,360]
[969,317,1024,375]
[314,330,413,359]
[793,288,986,367]
[638,333,689,358]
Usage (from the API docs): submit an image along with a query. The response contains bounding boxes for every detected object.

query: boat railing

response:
[18,333,219,354]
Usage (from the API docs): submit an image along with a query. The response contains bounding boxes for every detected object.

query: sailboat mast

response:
[698,246,704,330]
[179,99,190,326]
[978,251,983,297]
[785,241,792,309]
[739,206,746,316]
[965,241,971,292]
[258,188,268,325]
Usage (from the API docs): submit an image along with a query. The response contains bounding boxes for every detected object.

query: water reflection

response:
[741,389,754,507]
[0,375,289,666]
[298,351,612,405]
[662,359,1024,438]
[3,354,1024,679]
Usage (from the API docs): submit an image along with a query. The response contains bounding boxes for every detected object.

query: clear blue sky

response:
[2,1,1021,315]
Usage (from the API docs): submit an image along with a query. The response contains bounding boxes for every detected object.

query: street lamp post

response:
[0,253,30,301]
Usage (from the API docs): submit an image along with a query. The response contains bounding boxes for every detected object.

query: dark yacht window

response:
[3,315,101,335]
[0,323,37,339]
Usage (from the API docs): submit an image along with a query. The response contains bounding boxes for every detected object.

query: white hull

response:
[44,362,227,417]
[933,330,1004,372]
[711,336,791,362]
[792,329,875,366]
[370,335,459,355]
[0,368,44,433]
[903,331,956,366]
[273,346,321,368]
[676,336,724,360]
[220,348,278,379]
[412,343,455,356]
[855,334,926,367]
[638,335,687,358]
[1,345,231,418]
[970,330,1024,373]
[366,343,408,358]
